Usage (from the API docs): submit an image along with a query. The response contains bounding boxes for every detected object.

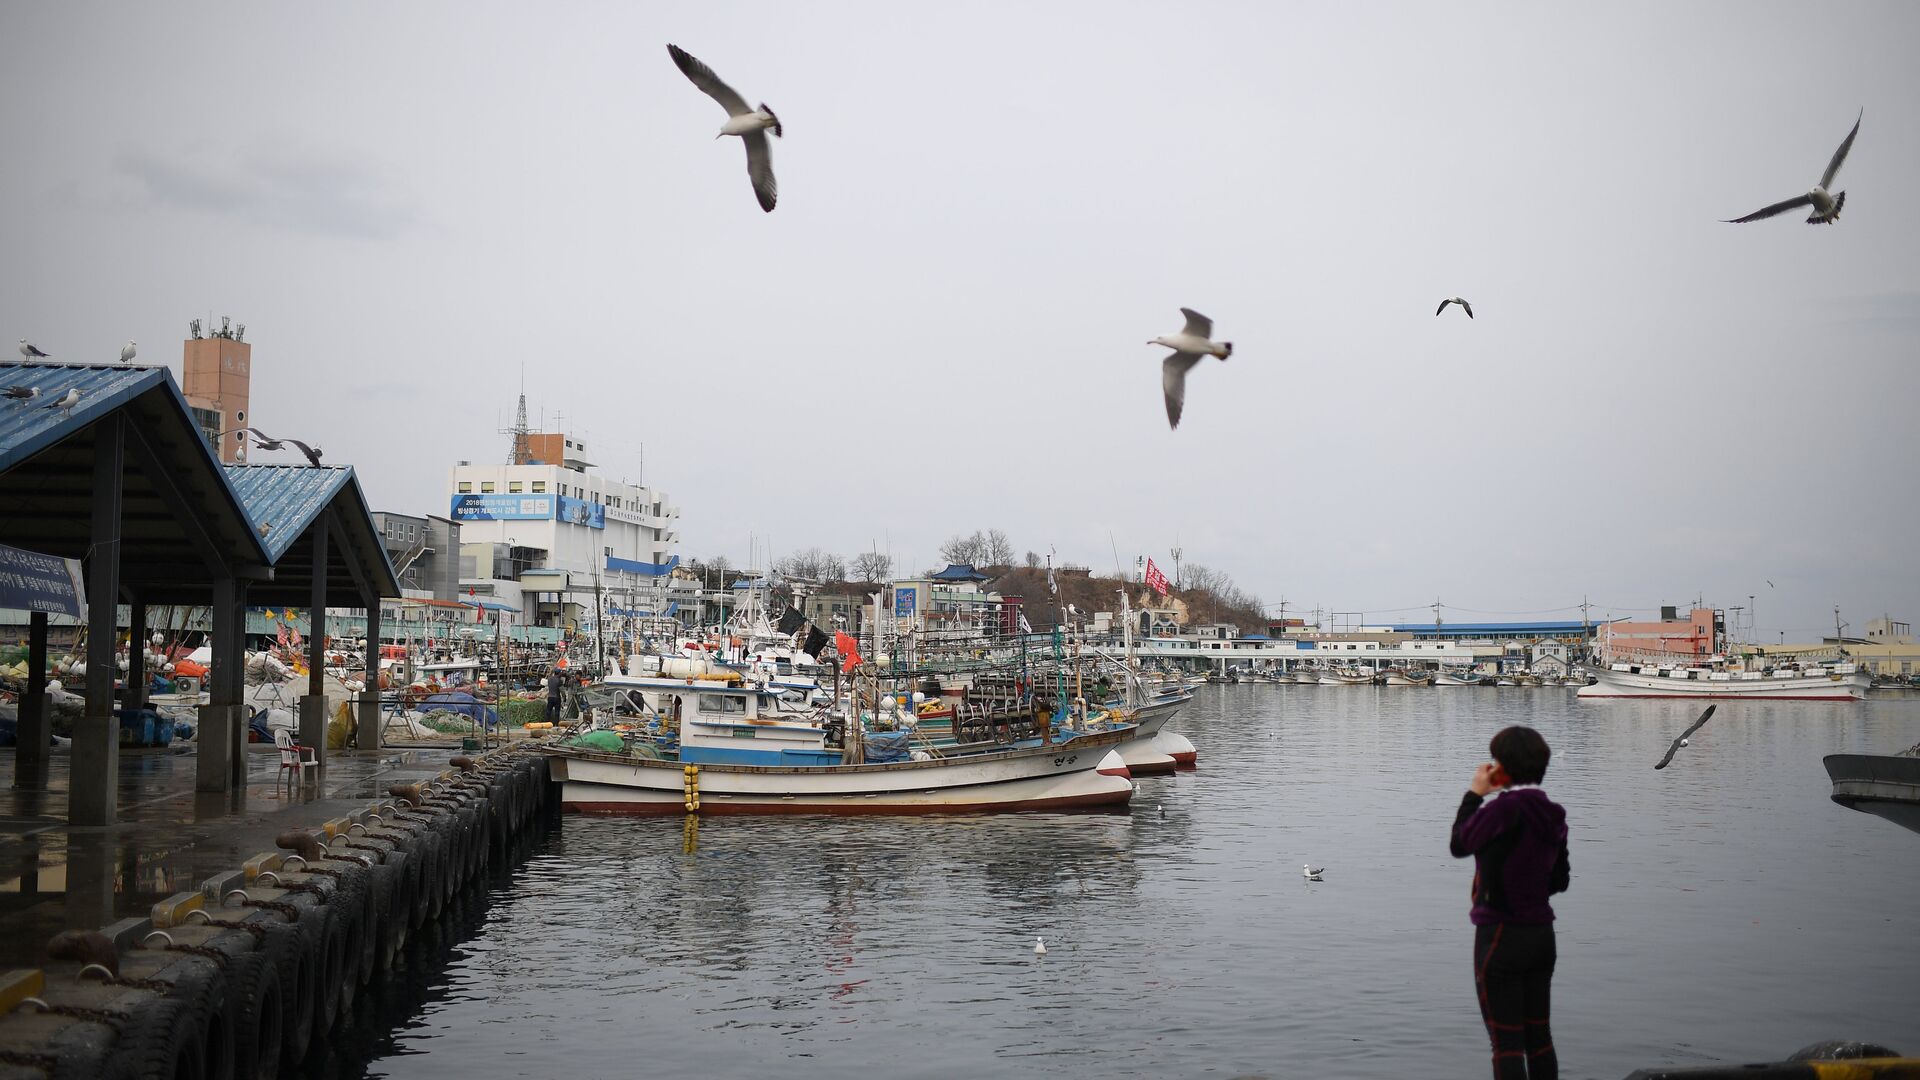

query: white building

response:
[451,431,679,629]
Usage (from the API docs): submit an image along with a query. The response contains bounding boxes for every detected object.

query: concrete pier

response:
[0,742,556,1078]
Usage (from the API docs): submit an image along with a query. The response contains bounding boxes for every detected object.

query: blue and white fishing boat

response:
[545,676,1136,815]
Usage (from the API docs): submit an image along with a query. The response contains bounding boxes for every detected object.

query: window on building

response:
[481,482,495,493]
[532,481,546,493]
[509,481,523,493]
[458,482,472,494]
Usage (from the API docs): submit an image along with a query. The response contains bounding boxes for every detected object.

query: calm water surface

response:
[316,688,1920,1079]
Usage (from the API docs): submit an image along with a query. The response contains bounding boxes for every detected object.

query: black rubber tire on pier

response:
[310,906,348,1038]
[270,914,319,1067]
[158,953,235,1080]
[226,950,284,1080]
[112,986,208,1080]
[320,868,369,1019]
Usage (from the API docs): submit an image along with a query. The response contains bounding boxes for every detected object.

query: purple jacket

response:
[1449,787,1570,926]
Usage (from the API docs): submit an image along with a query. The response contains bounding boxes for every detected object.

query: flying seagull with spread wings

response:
[1725,110,1861,225]
[667,44,782,213]
[243,428,324,466]
[1653,704,1717,770]
[1150,308,1234,430]
[1436,297,1474,319]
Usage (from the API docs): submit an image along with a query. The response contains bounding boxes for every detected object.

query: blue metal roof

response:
[932,563,990,582]
[2,364,176,471]
[223,464,356,562]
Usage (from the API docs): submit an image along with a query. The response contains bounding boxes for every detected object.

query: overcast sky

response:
[3,2,1915,640]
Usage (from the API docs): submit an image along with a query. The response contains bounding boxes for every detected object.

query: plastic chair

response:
[275,727,317,781]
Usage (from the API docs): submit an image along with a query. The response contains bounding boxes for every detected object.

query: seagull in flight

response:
[19,340,50,359]
[1150,308,1233,430]
[1436,297,1474,319]
[120,340,137,364]
[1725,109,1861,225]
[4,385,40,403]
[1302,863,1324,881]
[667,44,782,213]
[243,427,324,466]
[1653,704,1717,770]
[42,388,81,413]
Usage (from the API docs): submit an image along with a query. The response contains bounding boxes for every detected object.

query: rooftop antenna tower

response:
[501,374,531,464]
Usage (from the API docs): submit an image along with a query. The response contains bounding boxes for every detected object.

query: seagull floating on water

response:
[1150,308,1233,430]
[19,340,50,359]
[1436,297,1474,319]
[1654,704,1717,770]
[42,388,81,413]
[667,44,782,213]
[1302,864,1324,881]
[4,385,39,403]
[1725,109,1861,225]
[120,340,137,364]
[1033,937,1048,956]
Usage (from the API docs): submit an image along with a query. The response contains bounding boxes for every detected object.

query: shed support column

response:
[358,593,383,750]
[299,526,330,763]
[197,577,240,793]
[225,582,250,789]
[124,598,147,712]
[13,611,50,782]
[71,416,125,827]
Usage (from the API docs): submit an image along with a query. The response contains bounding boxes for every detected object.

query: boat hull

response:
[548,734,1137,816]
[1577,667,1868,701]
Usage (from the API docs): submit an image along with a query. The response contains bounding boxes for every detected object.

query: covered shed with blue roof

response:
[1,362,397,825]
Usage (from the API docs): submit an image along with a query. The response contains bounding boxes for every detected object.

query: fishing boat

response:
[1319,667,1374,685]
[1381,669,1433,687]
[1577,660,1869,700]
[544,676,1135,814]
[1434,670,1483,687]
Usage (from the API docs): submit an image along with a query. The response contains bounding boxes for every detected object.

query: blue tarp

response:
[864,729,913,763]
[420,691,500,728]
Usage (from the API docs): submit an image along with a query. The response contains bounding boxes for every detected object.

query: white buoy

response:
[1033,936,1047,956]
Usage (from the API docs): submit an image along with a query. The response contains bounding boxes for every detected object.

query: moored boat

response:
[545,676,1136,814]
[1577,660,1868,700]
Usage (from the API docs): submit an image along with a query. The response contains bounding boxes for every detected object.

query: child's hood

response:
[1497,786,1567,841]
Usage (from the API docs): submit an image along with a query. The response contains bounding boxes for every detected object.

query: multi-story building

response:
[181,317,251,462]
[369,511,461,601]
[451,429,679,631]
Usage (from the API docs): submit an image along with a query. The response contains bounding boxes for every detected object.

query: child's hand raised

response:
[1470,762,1499,796]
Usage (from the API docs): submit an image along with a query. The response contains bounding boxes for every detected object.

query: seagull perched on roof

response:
[1150,308,1234,430]
[4,385,39,403]
[42,388,81,412]
[667,44,782,213]
[1725,109,1862,225]
[1436,297,1474,319]
[1654,704,1716,770]
[120,340,137,364]
[19,339,50,359]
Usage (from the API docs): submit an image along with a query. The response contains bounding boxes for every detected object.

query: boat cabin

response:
[606,674,837,767]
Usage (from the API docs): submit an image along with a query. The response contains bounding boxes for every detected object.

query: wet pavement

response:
[0,744,463,969]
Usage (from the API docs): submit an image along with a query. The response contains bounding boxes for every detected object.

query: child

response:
[1450,726,1570,1080]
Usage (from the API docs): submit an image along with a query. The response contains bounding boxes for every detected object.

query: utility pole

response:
[1170,545,1183,590]
[1834,606,1846,649]
[1432,597,1443,635]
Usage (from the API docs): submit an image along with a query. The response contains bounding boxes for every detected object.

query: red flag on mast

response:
[1144,558,1170,597]
[833,630,862,673]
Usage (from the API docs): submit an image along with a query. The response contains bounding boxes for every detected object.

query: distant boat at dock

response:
[1578,659,1868,701]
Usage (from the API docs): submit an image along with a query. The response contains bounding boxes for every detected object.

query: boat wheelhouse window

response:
[699,693,747,714]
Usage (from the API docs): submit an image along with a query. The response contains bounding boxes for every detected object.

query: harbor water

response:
[305,687,1920,1079]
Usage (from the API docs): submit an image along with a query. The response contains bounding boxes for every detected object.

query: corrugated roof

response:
[222,464,356,562]
[0,363,173,473]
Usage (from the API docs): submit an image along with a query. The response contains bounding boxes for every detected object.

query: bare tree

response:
[984,528,1015,567]
[850,550,893,582]
[1024,550,1041,568]
[776,547,846,581]
[938,531,989,566]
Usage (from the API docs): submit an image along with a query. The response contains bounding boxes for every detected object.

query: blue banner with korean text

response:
[0,542,86,618]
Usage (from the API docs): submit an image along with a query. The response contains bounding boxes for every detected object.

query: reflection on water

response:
[323,688,1920,1079]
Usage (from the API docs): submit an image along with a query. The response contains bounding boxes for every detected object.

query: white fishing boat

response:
[546,676,1136,814]
[1577,660,1869,701]
[1319,668,1373,685]
[1434,670,1483,686]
